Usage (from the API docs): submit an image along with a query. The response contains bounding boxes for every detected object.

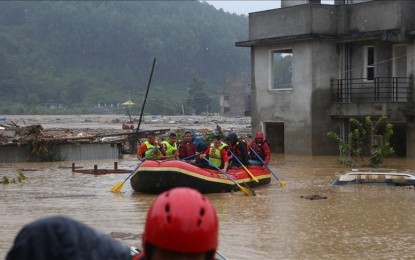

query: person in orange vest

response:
[6,187,219,260]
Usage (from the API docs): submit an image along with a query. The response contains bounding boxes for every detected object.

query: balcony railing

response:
[331,77,413,103]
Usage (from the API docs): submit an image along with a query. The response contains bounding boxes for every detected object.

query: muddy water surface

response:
[1,155,415,259]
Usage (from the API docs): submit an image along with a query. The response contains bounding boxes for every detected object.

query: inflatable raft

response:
[130,160,271,194]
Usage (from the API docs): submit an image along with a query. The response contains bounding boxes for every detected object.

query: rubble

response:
[0,115,252,160]
[0,115,251,141]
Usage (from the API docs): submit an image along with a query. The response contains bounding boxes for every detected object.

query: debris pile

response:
[0,121,130,146]
[1,122,45,144]
[0,115,252,162]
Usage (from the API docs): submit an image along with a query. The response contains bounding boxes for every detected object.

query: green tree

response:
[273,53,292,88]
[327,116,395,167]
[186,77,209,115]
[0,1,249,114]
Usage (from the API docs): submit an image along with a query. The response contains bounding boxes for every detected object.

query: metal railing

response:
[331,77,413,103]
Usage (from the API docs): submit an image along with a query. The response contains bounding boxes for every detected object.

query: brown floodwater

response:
[1,154,415,259]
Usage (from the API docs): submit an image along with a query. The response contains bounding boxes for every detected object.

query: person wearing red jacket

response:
[249,131,271,166]
[178,130,199,164]
[226,132,249,167]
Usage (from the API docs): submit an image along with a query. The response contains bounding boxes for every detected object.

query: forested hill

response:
[0,1,250,115]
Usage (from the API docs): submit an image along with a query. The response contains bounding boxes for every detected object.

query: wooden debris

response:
[71,162,131,175]
[300,195,327,200]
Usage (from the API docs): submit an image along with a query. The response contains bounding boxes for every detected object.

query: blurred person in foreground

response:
[7,187,219,260]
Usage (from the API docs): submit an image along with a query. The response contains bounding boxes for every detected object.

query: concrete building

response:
[236,0,415,157]
[219,75,251,116]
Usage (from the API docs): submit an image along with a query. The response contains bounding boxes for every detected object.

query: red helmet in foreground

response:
[142,187,218,254]
[255,132,264,139]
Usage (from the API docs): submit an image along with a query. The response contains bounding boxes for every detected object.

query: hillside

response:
[0,1,250,115]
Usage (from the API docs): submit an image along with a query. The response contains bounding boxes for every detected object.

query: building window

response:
[224,95,229,101]
[271,49,292,90]
[363,46,374,81]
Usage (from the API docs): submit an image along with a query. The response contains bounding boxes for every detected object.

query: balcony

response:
[330,77,413,122]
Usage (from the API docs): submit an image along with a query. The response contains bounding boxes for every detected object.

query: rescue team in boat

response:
[136,130,271,170]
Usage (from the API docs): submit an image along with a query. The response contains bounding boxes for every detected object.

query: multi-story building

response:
[236,0,415,157]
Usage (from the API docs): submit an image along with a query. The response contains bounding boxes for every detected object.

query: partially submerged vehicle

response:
[332,169,415,186]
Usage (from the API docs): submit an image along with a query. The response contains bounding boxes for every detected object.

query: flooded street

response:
[1,154,415,259]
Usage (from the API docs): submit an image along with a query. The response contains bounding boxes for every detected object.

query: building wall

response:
[407,43,415,157]
[228,76,250,116]
[0,143,120,163]
[346,1,415,33]
[252,42,309,154]
[249,1,415,40]
[219,76,251,117]
[310,41,339,155]
[249,5,338,40]
[252,40,339,155]
[246,0,415,156]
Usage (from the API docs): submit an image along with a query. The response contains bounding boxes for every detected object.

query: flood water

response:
[1,154,415,259]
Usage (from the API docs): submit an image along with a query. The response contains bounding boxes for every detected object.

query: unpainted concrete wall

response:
[252,41,338,155]
[249,5,337,40]
[249,1,415,41]
[0,143,120,163]
[406,44,415,157]
[247,0,415,156]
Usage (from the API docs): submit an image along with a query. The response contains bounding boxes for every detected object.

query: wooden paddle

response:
[229,150,259,182]
[250,147,286,187]
[110,146,157,192]
[202,157,255,196]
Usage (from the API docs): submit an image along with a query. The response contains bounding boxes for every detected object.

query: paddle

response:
[110,146,157,192]
[250,147,286,187]
[202,157,255,196]
[180,154,197,161]
[229,150,259,182]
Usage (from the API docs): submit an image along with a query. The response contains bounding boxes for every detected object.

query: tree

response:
[327,116,395,167]
[0,1,249,114]
[186,77,210,115]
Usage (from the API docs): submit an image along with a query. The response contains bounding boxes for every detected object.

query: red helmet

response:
[142,187,218,254]
[255,132,264,139]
